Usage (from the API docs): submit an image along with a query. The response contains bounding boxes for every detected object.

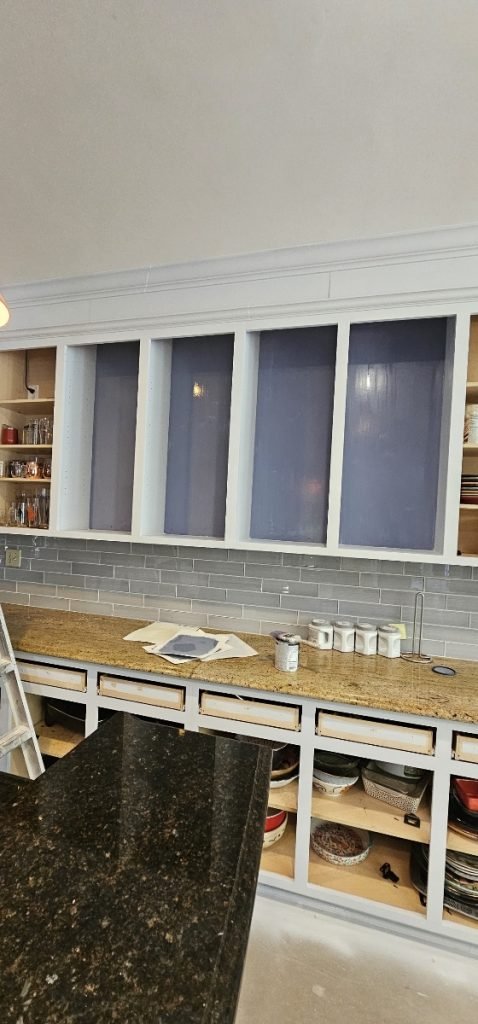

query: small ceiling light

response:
[0,296,10,327]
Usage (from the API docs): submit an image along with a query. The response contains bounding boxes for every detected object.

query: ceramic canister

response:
[378,624,401,659]
[355,622,378,656]
[333,620,355,653]
[308,618,333,649]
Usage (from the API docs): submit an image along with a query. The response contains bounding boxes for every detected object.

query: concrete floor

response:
[236,895,478,1024]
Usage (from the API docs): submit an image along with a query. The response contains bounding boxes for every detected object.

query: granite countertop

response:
[0,714,271,1023]
[5,605,478,723]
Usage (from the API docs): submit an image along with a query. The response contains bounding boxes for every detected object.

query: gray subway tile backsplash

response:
[2,532,478,659]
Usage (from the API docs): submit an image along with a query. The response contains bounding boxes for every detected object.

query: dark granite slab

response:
[0,770,29,810]
[0,715,271,1023]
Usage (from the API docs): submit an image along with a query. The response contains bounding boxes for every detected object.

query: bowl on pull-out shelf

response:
[312,751,360,797]
[270,742,300,789]
[263,807,288,848]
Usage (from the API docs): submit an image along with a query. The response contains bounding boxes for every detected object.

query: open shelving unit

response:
[260,813,296,879]
[459,317,478,556]
[0,347,55,531]
[311,781,431,845]
[309,834,425,915]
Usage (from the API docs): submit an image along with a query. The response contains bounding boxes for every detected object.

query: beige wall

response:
[1,0,478,283]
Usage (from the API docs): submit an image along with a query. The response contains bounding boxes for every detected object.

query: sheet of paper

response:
[200,634,257,661]
[144,633,257,664]
[123,621,200,643]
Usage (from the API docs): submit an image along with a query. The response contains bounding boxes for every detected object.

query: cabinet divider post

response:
[442,313,471,559]
[326,318,350,550]
[293,702,315,890]
[425,721,453,927]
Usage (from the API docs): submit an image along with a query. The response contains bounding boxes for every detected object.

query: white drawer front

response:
[317,711,433,754]
[98,674,185,711]
[17,660,87,692]
[200,692,300,731]
[455,733,478,763]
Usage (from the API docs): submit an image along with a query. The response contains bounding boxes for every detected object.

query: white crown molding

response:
[2,222,478,338]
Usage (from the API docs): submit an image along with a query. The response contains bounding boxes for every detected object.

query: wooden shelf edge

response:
[37,722,83,759]
[311,781,431,845]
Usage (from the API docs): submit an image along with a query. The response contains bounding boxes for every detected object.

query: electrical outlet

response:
[5,548,21,568]
[28,385,39,399]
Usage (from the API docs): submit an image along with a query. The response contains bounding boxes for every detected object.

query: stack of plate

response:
[448,779,478,842]
[313,751,360,797]
[270,743,300,789]
[310,818,371,865]
[460,474,478,504]
[410,844,478,921]
[263,807,288,847]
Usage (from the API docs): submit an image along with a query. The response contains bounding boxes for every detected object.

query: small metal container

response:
[275,633,300,672]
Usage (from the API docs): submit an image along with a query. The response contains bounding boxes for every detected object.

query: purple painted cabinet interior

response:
[339,318,450,550]
[250,326,337,543]
[164,335,234,538]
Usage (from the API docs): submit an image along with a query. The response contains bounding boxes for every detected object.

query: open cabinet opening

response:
[60,340,139,533]
[458,316,478,556]
[0,347,55,530]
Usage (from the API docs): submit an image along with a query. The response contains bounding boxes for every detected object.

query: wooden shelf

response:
[36,722,83,759]
[460,504,478,511]
[309,834,425,915]
[311,781,430,845]
[463,444,478,456]
[0,398,54,415]
[269,780,298,813]
[0,478,51,485]
[260,814,296,879]
[0,445,52,452]
[466,382,478,402]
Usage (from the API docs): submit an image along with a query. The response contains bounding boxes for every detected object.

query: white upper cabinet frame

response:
[1,225,478,563]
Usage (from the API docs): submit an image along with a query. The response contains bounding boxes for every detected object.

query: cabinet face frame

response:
[11,646,478,949]
[0,302,476,565]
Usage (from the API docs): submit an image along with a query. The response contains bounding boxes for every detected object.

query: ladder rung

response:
[0,657,14,675]
[0,724,33,756]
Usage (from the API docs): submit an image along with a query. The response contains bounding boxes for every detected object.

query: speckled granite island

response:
[0,715,271,1024]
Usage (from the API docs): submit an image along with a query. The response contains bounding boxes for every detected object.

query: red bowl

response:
[264,807,287,833]
[455,778,478,812]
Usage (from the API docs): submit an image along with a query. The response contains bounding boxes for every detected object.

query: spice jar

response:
[1,425,18,444]
[355,622,378,656]
[333,620,355,653]
[378,625,401,659]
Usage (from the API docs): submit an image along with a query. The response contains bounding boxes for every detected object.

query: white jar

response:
[333,620,355,653]
[308,618,333,649]
[275,633,300,672]
[378,624,401,659]
[355,622,377,656]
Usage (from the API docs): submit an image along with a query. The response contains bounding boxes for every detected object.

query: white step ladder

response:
[0,604,44,779]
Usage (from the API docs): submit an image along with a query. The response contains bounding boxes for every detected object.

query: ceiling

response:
[2,0,478,285]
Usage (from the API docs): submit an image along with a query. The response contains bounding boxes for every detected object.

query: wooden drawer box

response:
[199,691,300,731]
[455,733,478,763]
[317,711,434,755]
[17,660,87,693]
[98,674,185,711]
